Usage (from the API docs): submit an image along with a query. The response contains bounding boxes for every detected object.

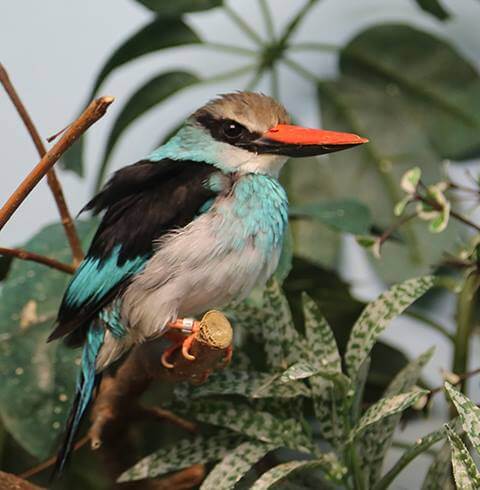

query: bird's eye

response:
[222,120,245,140]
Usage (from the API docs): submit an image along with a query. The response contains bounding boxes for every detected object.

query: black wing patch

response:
[50,159,222,346]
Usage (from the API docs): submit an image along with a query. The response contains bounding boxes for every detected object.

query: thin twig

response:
[0,63,84,265]
[429,367,480,398]
[0,247,75,274]
[0,96,114,231]
[19,435,89,479]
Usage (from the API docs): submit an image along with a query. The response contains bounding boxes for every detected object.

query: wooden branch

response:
[89,311,233,487]
[0,95,114,231]
[0,63,84,265]
[0,247,75,274]
[0,471,43,490]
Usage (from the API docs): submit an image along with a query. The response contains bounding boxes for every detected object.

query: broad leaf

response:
[118,431,243,482]
[316,24,480,282]
[175,400,312,452]
[62,17,200,175]
[445,383,480,455]
[0,220,96,458]
[181,369,310,399]
[96,70,200,189]
[446,426,480,489]
[290,199,372,235]
[250,455,346,489]
[361,348,435,484]
[261,280,303,371]
[200,440,275,490]
[416,0,450,20]
[345,276,435,378]
[349,390,428,441]
[302,293,341,373]
[135,0,222,15]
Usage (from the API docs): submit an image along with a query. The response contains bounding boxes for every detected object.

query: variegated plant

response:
[114,274,472,489]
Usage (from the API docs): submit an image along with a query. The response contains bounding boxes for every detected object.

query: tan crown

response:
[192,91,291,134]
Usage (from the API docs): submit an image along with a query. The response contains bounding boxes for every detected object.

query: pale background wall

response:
[2,1,480,486]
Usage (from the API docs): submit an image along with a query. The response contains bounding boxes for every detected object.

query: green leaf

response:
[261,280,303,371]
[135,0,222,15]
[289,199,372,235]
[349,390,428,441]
[200,440,275,489]
[302,293,341,374]
[361,349,435,485]
[0,220,97,458]
[62,17,199,175]
[345,276,435,378]
[421,441,453,490]
[176,400,312,452]
[316,24,480,282]
[183,369,311,399]
[96,70,200,189]
[374,424,448,490]
[250,455,346,489]
[445,383,480,455]
[446,425,480,489]
[118,431,243,482]
[416,0,450,20]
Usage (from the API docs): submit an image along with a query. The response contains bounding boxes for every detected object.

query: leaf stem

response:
[245,69,265,91]
[0,63,84,265]
[223,4,264,46]
[0,247,75,274]
[453,272,480,392]
[258,0,276,41]
[289,41,340,53]
[0,96,114,231]
[277,0,320,48]
[204,63,257,84]
[373,426,448,490]
[202,42,257,57]
[270,64,280,99]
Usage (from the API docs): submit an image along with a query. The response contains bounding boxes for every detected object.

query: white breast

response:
[120,211,281,342]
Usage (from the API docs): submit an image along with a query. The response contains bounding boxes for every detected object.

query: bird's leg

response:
[161,318,201,369]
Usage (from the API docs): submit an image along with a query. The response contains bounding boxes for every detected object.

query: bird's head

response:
[152,92,368,176]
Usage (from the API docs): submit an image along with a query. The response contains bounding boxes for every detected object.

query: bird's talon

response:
[161,343,179,369]
[182,334,196,361]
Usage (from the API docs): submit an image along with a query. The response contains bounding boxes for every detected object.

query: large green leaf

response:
[96,70,200,189]
[200,440,275,490]
[118,431,243,482]
[290,199,372,235]
[416,0,450,20]
[250,455,346,489]
[445,383,480,456]
[349,390,428,442]
[135,0,223,15]
[345,276,435,379]
[175,400,312,452]
[62,17,200,175]
[446,425,480,489]
[315,24,480,281]
[0,220,96,458]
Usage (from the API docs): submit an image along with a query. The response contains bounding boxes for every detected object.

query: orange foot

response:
[161,318,201,369]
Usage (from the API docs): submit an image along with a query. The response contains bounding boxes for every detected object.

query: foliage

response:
[120,277,437,488]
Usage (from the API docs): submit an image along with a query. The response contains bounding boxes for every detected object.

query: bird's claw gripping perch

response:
[161,318,201,368]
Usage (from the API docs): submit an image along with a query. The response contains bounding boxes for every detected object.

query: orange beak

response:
[245,124,368,157]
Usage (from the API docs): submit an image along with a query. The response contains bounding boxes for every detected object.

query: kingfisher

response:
[49,92,367,473]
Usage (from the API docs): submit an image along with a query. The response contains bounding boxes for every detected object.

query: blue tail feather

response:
[52,323,104,479]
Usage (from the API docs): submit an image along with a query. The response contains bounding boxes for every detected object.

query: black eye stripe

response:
[196,113,261,146]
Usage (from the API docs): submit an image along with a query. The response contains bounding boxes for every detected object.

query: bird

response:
[48,91,368,474]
